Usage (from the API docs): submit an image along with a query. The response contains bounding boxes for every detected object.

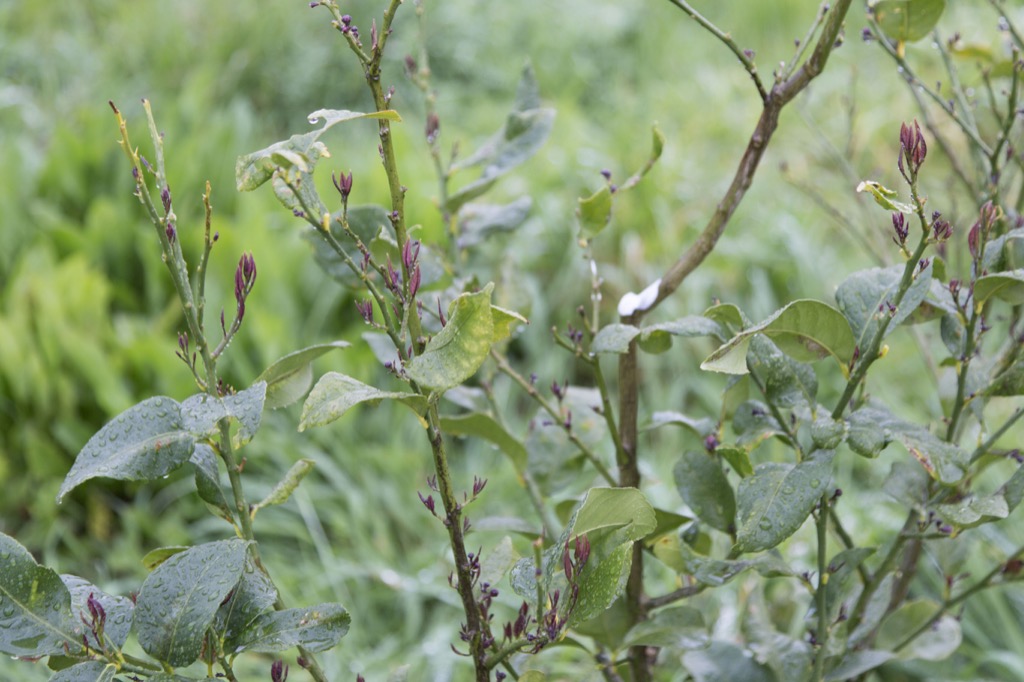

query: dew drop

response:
[758,519,772,531]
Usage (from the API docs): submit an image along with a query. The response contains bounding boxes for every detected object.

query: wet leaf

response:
[300,373,426,431]
[217,559,277,651]
[257,342,350,409]
[140,546,189,571]
[836,263,933,347]
[676,544,794,586]
[0,533,82,657]
[735,450,834,553]
[135,539,250,667]
[180,382,266,449]
[60,575,133,649]
[189,444,232,521]
[702,300,854,375]
[590,323,640,354]
[406,283,495,393]
[683,640,776,682]
[229,603,350,654]
[824,650,895,681]
[58,397,194,502]
[847,406,967,484]
[49,662,117,682]
[674,451,735,533]
[645,411,717,438]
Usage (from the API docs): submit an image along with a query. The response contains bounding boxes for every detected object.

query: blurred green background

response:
[2,1,1023,680]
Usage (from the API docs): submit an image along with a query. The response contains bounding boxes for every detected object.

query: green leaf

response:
[253,459,315,514]
[60,575,133,649]
[236,109,401,192]
[735,450,834,553]
[701,335,753,374]
[820,547,875,622]
[406,283,496,393]
[877,600,961,661]
[674,451,736,533]
[704,302,747,330]
[49,662,117,682]
[229,603,350,654]
[846,406,967,484]
[984,359,1024,396]
[718,445,754,477]
[300,373,426,431]
[1003,465,1024,512]
[572,597,632,650]
[519,673,546,682]
[702,300,854,375]
[856,180,916,212]
[733,401,785,449]
[935,493,1009,529]
[572,487,657,548]
[748,336,818,409]
[676,543,794,586]
[257,342,350,409]
[590,323,640,354]
[622,606,708,650]
[135,539,250,667]
[982,228,1024,272]
[874,0,947,43]
[825,650,896,681]
[140,546,189,570]
[648,508,693,538]
[189,444,232,521]
[58,397,194,502]
[491,304,528,342]
[645,411,717,438]
[639,316,725,354]
[0,533,82,657]
[480,536,518,589]
[974,269,1024,306]
[457,198,533,249]
[446,67,554,212]
[811,414,846,450]
[835,264,933,347]
[569,543,632,626]
[180,382,266,449]
[683,641,776,682]
[440,413,527,474]
[218,559,278,651]
[577,185,613,239]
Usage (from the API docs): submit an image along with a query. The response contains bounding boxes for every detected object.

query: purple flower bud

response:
[293,209,305,218]
[213,231,220,242]
[408,265,421,299]
[600,169,612,181]
[402,239,420,271]
[271,660,288,682]
[418,491,436,516]
[425,113,440,143]
[743,49,755,59]
[132,167,139,180]
[562,542,573,581]
[704,434,719,452]
[574,534,590,568]
[968,220,982,259]
[160,187,172,213]
[341,14,351,25]
[332,171,354,202]
[891,212,908,246]
[472,476,487,497]
[355,299,374,324]
[165,222,176,243]
[436,297,447,327]
[861,27,873,41]
[898,120,927,179]
[234,253,257,322]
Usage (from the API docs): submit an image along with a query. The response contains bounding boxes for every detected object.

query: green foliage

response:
[7,0,1024,680]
